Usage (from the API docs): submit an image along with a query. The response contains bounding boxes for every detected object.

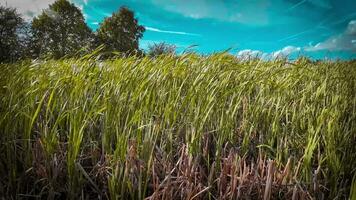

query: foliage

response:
[0,6,29,62]
[147,42,176,57]
[0,55,355,199]
[97,7,145,56]
[1,3,147,61]
[31,0,93,59]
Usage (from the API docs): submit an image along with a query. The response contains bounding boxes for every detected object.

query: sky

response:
[2,0,356,59]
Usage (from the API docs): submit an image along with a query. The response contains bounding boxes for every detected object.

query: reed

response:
[0,54,355,199]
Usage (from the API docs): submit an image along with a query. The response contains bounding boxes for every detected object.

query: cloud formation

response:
[1,0,88,20]
[237,46,301,60]
[273,46,301,58]
[145,26,200,36]
[236,49,267,59]
[305,20,356,52]
[1,0,56,20]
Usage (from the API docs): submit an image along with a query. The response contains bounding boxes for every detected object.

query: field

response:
[0,54,355,199]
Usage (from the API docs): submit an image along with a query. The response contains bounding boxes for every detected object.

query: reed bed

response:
[0,54,355,199]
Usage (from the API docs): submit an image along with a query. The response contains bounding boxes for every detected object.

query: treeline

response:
[0,0,148,63]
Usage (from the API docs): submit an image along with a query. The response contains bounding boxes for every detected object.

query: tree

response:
[31,0,92,58]
[147,42,176,57]
[97,7,145,55]
[0,6,27,62]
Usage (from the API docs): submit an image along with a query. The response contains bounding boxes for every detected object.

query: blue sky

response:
[3,0,356,59]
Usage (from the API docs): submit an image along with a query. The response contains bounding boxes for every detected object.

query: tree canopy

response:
[0,1,148,62]
[97,7,145,55]
[0,6,27,62]
[31,0,93,58]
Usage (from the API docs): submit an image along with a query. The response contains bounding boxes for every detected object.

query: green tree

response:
[31,0,92,58]
[147,42,176,57]
[97,7,145,55]
[0,6,27,62]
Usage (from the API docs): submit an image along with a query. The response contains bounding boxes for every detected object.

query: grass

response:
[0,53,355,199]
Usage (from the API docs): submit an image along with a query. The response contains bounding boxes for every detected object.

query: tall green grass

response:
[0,54,355,199]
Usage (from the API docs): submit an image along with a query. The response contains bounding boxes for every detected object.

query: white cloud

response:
[1,0,87,21]
[272,46,301,58]
[237,49,267,59]
[237,46,301,60]
[145,26,200,36]
[305,20,356,52]
[1,0,56,20]
[237,49,262,57]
